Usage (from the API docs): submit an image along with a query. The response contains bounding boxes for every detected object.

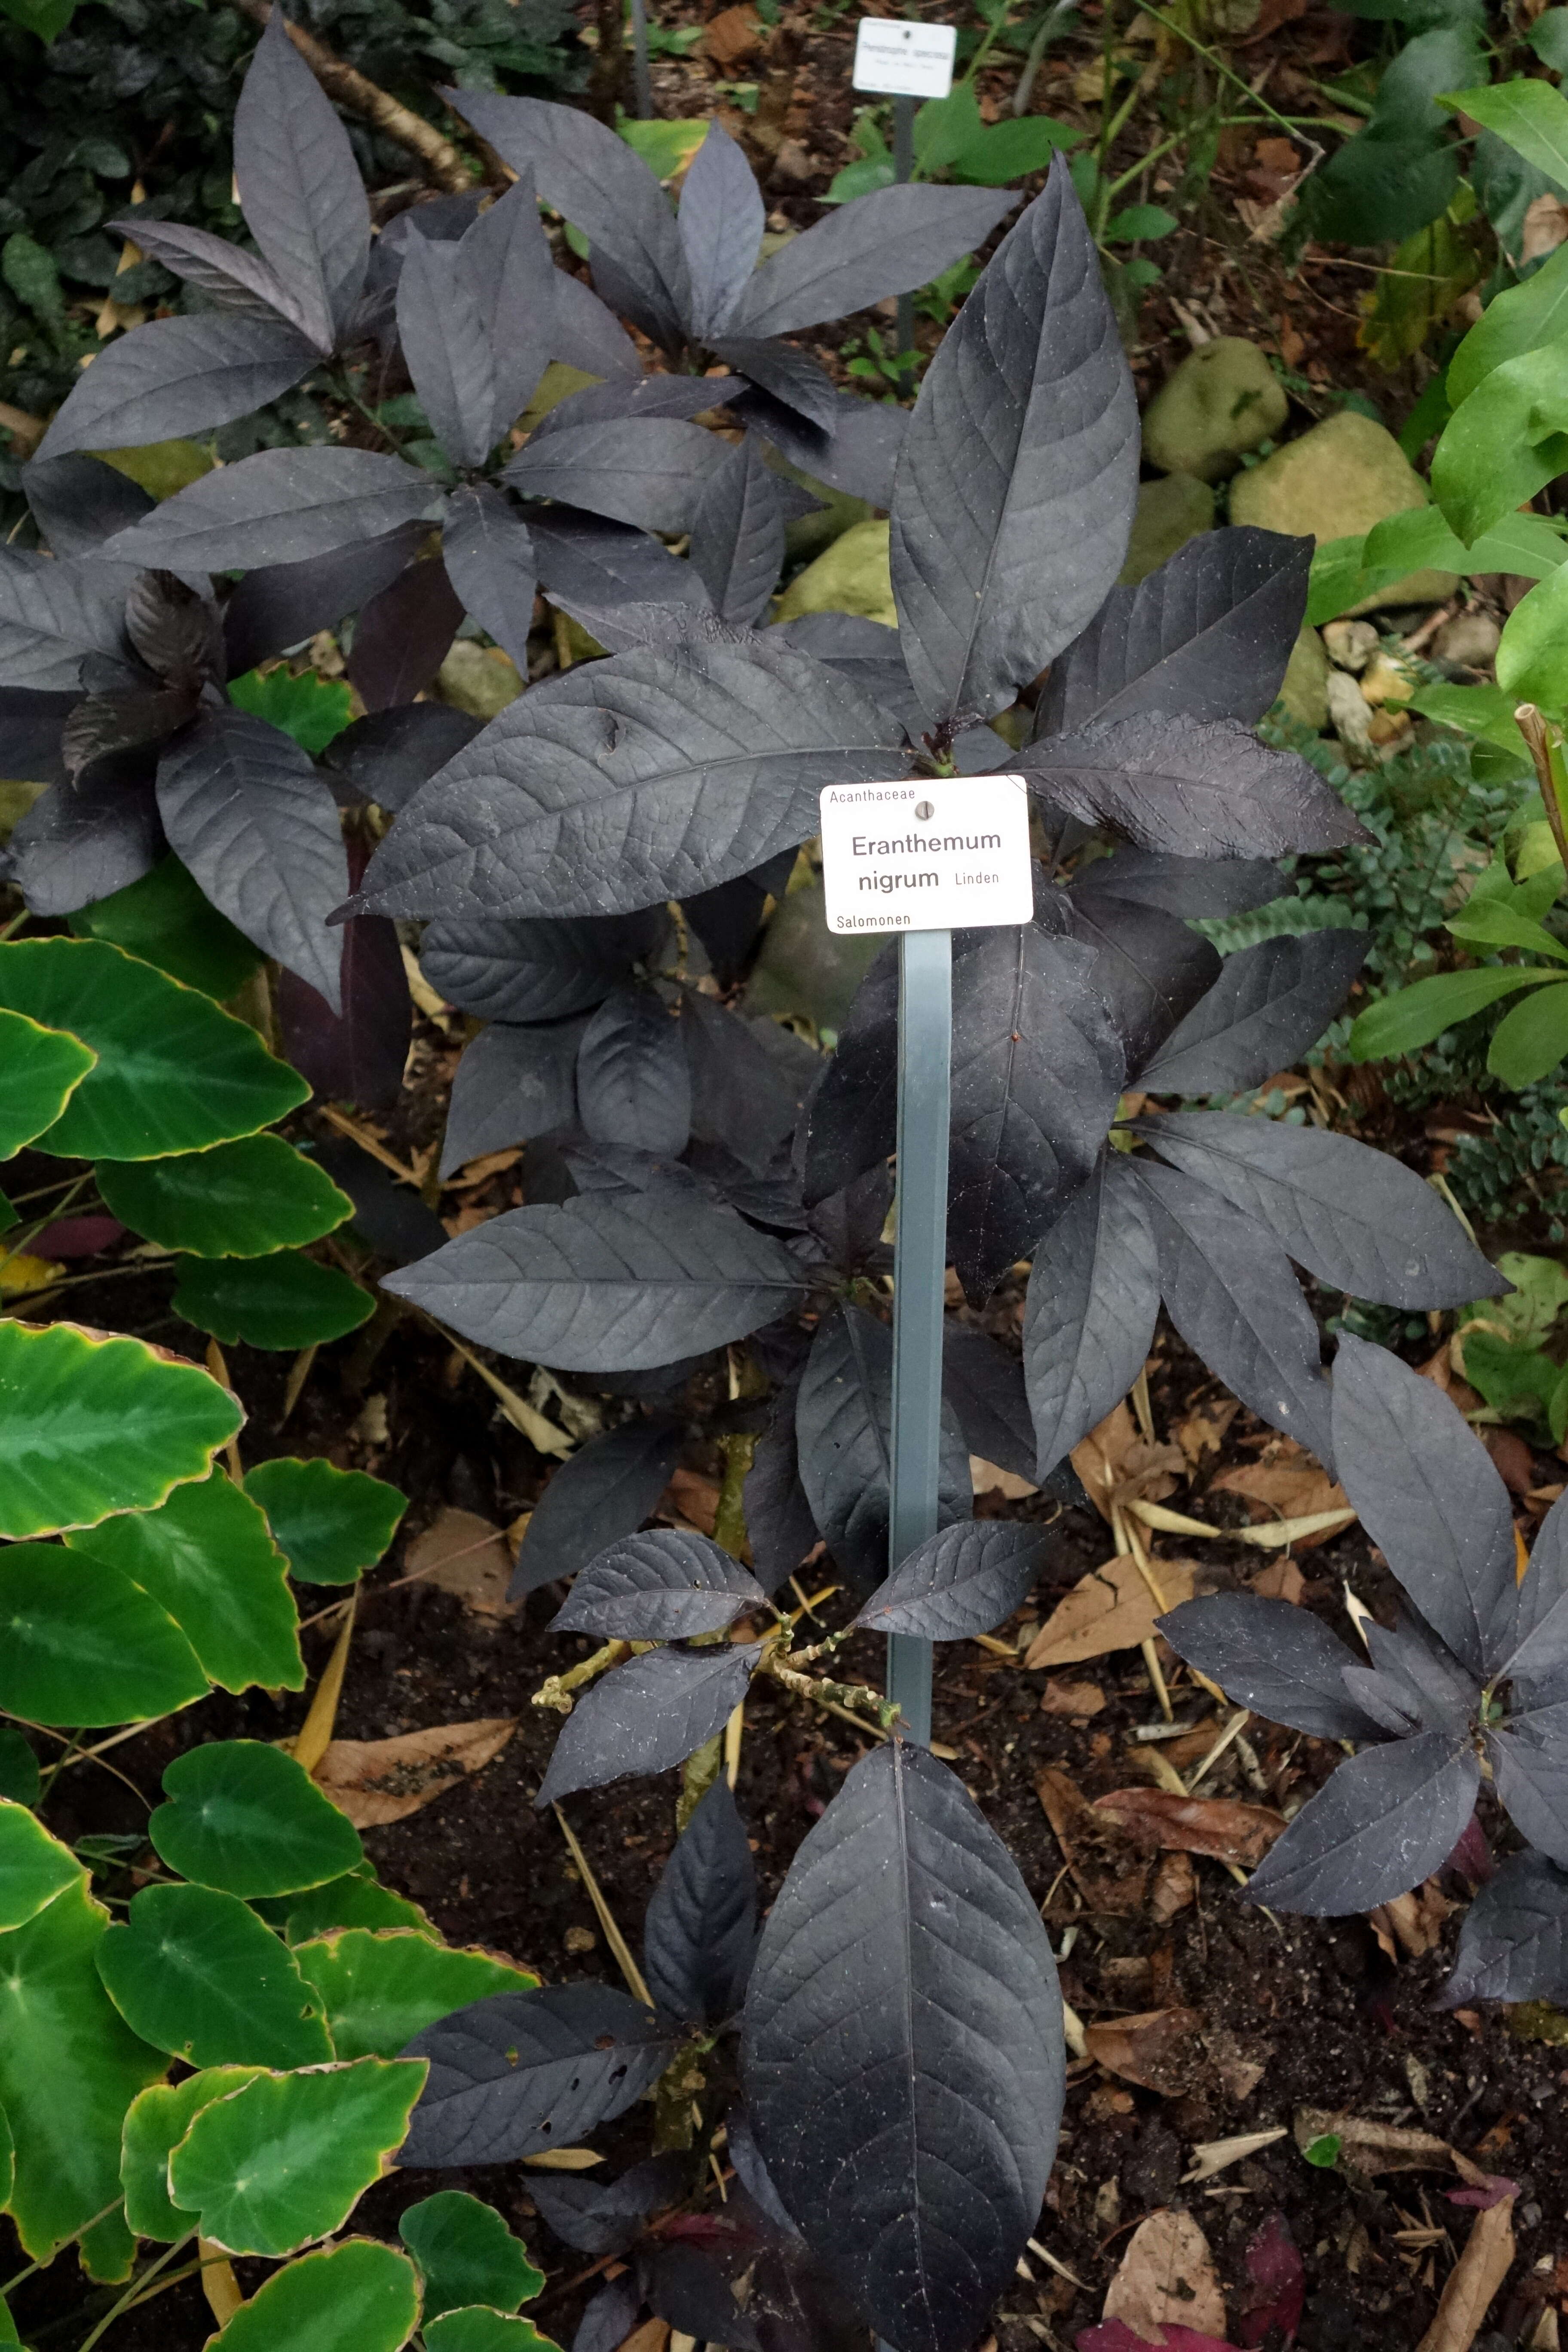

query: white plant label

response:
[818,774,1033,934]
[851,17,957,98]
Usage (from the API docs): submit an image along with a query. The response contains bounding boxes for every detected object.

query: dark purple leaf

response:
[1158,1592,1391,1743]
[386,1191,809,1372]
[124,571,223,689]
[0,689,72,786]
[1135,1111,1502,1309]
[1140,930,1368,1096]
[795,1304,970,1592]
[528,506,713,652]
[1488,1724,1568,1868]
[1021,1152,1160,1479]
[1036,526,1314,738]
[641,2245,762,2352]
[689,435,785,628]
[23,456,153,557]
[276,844,411,1112]
[573,2276,643,2352]
[680,853,796,986]
[443,92,689,348]
[9,776,164,914]
[531,2157,687,2257]
[1023,712,1369,858]
[156,706,348,1005]
[729,183,1014,339]
[1329,1334,1516,1679]
[1441,1847,1568,2006]
[854,1520,1050,1640]
[460,173,554,433]
[733,387,906,508]
[0,549,135,691]
[1246,1733,1480,1914]
[103,448,443,575]
[64,684,197,786]
[535,1640,761,1807]
[744,1741,1063,2352]
[888,165,1136,729]
[345,557,464,712]
[441,486,538,672]
[711,340,840,435]
[679,119,765,340]
[550,1526,764,1638]
[400,1982,681,2165]
[530,377,738,445]
[322,704,481,814]
[234,10,369,346]
[940,1325,1034,1484]
[33,1214,126,1259]
[34,313,318,465]
[312,1137,445,1258]
[1070,847,1283,919]
[1499,1492,1568,1703]
[505,420,723,537]
[109,214,314,336]
[726,2107,802,2244]
[395,229,497,470]
[1063,886,1221,1075]
[512,1418,684,1599]
[1364,1616,1478,1734]
[345,638,911,923]
[577,985,691,1156]
[1133,1155,1334,1465]
[439,1017,586,1180]
[682,991,814,1174]
[222,523,430,677]
[744,1375,817,1599]
[552,270,645,384]
[423,909,662,1026]
[643,1776,759,2026]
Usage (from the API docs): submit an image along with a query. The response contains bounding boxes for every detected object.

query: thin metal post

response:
[628,0,652,119]
[892,93,916,360]
[886,927,951,1749]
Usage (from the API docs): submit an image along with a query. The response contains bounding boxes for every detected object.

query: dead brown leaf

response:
[1150,1849,1197,1922]
[1369,1879,1455,1962]
[1251,1559,1306,1603]
[1415,2196,1516,2352]
[661,1467,720,1535]
[1025,1555,1197,1668]
[1294,2111,1457,2177]
[1173,1397,1240,1470]
[1038,1677,1106,1718]
[971,1455,1037,1500]
[1102,2208,1228,2343]
[1093,1785,1286,1868]
[619,2321,671,2352]
[1522,192,1568,263]
[1086,2006,1207,2097]
[404,1507,515,1617]
[1072,1400,1186,1524]
[315,1718,516,1826]
[1211,1445,1349,1549]
[701,2,762,65]
[1035,1765,1152,1914]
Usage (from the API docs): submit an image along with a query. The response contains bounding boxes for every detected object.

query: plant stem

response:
[75,2232,198,2352]
[1517,704,1568,876]
[1133,0,1326,142]
[1104,124,1185,200]
[0,2201,125,2298]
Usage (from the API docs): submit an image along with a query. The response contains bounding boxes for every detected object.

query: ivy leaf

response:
[293,1930,536,2062]
[243,1458,407,1588]
[97,1134,352,1259]
[196,2242,420,2352]
[0,1543,208,1726]
[228,666,355,756]
[151,1741,364,1897]
[399,2189,544,2320]
[96,1884,333,2069]
[172,1248,376,1351]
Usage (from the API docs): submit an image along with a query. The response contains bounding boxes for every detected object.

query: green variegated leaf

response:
[0,1011,95,1160]
[291,1930,537,2061]
[97,1137,352,1259]
[151,1742,363,1896]
[0,1544,209,1725]
[173,1250,375,1350]
[120,2067,268,2242]
[205,2241,421,2352]
[97,1885,333,2070]
[243,1458,407,1586]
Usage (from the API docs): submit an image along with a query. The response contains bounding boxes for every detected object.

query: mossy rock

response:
[99,440,214,499]
[1276,625,1329,732]
[774,519,896,628]
[1228,411,1457,606]
[1142,339,1287,483]
[1119,473,1215,583]
[741,880,882,1036]
[436,641,524,720]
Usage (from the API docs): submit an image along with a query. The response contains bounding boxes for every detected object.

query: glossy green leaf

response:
[0,940,306,1160]
[426,2313,563,2352]
[244,1458,407,1586]
[0,1544,208,1726]
[292,1930,537,2062]
[1488,975,1568,1086]
[1347,967,1556,1061]
[0,1011,95,1161]
[206,2240,421,2352]
[0,1877,164,2264]
[1410,682,1535,760]
[276,1867,431,1942]
[0,1317,242,1538]
[1441,80,1568,196]
[0,1798,80,1929]
[229,668,355,756]
[173,1250,376,1350]
[1445,901,1568,962]
[97,1885,333,2069]
[64,1471,304,1695]
[97,1137,352,1259]
[0,1731,39,1808]
[1498,561,1568,714]
[1430,332,1568,546]
[119,2066,266,2241]
[1462,1327,1560,1425]
[168,2057,426,2255]
[399,2192,544,2321]
[1449,239,1568,407]
[70,857,262,1001]
[151,1741,363,1896]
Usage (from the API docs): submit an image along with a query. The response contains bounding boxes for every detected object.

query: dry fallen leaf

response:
[1093,1786,1287,1869]
[1036,1765,1152,1915]
[1150,1849,1197,1922]
[1369,1878,1454,1962]
[1025,1555,1197,1668]
[315,1718,517,1826]
[1086,2007,1207,2098]
[1211,1446,1349,1550]
[1293,2111,1459,2178]
[661,1467,720,1535]
[1072,1400,1186,1525]
[1038,1676,1106,1718]
[971,1455,1037,1500]
[619,2320,671,2352]
[404,1507,515,1617]
[1251,1559,1306,1604]
[1102,2208,1228,2343]
[1182,2127,1290,2185]
[1414,2195,1516,2352]
[1173,1398,1240,1470]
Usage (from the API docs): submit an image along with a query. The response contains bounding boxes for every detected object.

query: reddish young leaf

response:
[1238,2213,1303,2347]
[1078,2326,1243,2352]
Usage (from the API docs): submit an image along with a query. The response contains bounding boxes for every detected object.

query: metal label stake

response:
[892,93,916,361]
[886,927,951,1747]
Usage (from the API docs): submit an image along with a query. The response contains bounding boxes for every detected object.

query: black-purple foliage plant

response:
[334,161,1522,2352]
[1163,1334,1568,1922]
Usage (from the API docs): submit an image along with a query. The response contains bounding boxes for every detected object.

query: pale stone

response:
[1277,625,1329,731]
[1326,666,1376,758]
[773,517,896,626]
[436,640,523,720]
[1360,650,1416,707]
[1228,410,1458,606]
[1142,337,1288,482]
[1434,610,1502,668]
[1322,619,1379,672]
[1118,472,1214,583]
